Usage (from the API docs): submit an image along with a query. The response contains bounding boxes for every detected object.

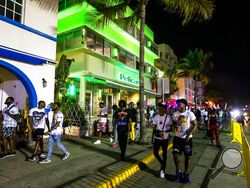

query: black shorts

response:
[172,136,193,156]
[32,128,44,141]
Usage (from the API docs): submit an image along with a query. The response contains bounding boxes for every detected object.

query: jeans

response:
[153,139,169,171]
[47,134,68,160]
[112,121,118,143]
[135,122,140,138]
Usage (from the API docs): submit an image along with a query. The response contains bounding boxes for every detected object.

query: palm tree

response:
[37,0,215,143]
[164,66,179,99]
[54,54,74,102]
[176,48,214,110]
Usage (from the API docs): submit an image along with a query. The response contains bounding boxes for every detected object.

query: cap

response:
[176,98,188,106]
[158,103,167,109]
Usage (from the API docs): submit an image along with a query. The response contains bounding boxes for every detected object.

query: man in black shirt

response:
[114,100,131,161]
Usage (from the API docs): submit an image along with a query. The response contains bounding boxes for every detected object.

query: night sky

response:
[146,0,250,105]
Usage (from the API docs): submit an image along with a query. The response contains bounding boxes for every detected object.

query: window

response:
[59,0,78,11]
[86,30,95,50]
[104,41,111,57]
[118,49,127,64]
[0,0,23,23]
[57,28,83,52]
[95,35,104,55]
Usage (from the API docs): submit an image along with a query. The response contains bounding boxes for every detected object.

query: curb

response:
[94,143,173,188]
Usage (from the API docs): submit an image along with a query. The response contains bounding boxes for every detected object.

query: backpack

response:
[8,105,22,123]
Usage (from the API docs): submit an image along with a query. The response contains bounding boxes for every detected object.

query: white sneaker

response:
[40,153,47,158]
[109,137,113,143]
[94,140,101,144]
[160,170,165,179]
[39,158,51,164]
[62,152,70,160]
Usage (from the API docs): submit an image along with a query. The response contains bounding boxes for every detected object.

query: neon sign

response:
[118,72,139,85]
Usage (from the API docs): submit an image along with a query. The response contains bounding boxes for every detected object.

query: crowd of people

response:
[0,97,70,163]
[0,96,231,184]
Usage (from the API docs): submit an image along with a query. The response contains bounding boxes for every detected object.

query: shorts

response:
[2,127,15,137]
[172,136,193,156]
[97,122,107,133]
[32,128,44,141]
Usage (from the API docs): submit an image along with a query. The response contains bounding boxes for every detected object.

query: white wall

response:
[0,0,57,61]
[24,0,58,38]
[0,80,27,110]
[0,57,55,109]
[69,53,153,91]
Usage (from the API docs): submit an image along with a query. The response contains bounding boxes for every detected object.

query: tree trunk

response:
[138,0,148,143]
[194,76,198,112]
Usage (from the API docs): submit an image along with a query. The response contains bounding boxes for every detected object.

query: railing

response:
[230,120,250,186]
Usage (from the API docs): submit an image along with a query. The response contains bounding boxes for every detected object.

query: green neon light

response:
[85,76,106,85]
[112,48,118,57]
[118,72,139,85]
[57,2,158,66]
[68,84,76,96]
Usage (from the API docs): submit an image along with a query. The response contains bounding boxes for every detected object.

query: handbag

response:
[153,114,168,138]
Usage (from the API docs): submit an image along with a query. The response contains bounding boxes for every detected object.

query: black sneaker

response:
[183,173,191,184]
[174,171,183,182]
[28,154,38,162]
[0,153,8,159]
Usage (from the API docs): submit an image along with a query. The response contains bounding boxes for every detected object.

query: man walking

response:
[28,100,50,161]
[115,100,131,161]
[94,101,113,144]
[152,103,172,179]
[39,102,70,163]
[172,99,197,184]
[0,97,20,159]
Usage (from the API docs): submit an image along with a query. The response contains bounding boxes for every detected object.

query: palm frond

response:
[32,0,58,12]
[161,0,215,25]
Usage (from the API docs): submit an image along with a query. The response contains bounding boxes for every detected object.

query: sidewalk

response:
[0,129,154,188]
[0,128,247,188]
[117,129,247,188]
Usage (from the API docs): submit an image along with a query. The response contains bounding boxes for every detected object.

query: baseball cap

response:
[176,98,188,106]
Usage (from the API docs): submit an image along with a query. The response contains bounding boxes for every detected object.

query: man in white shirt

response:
[0,97,20,159]
[172,99,197,184]
[39,102,70,163]
[28,100,50,161]
[152,103,172,179]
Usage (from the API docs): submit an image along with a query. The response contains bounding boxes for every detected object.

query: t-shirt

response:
[153,114,172,140]
[50,111,64,135]
[2,104,19,128]
[29,107,47,129]
[115,108,130,126]
[173,110,196,139]
[99,107,108,123]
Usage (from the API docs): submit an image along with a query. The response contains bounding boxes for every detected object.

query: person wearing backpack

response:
[208,109,221,148]
[0,97,21,159]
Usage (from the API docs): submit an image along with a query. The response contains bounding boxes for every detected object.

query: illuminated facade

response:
[57,1,160,116]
